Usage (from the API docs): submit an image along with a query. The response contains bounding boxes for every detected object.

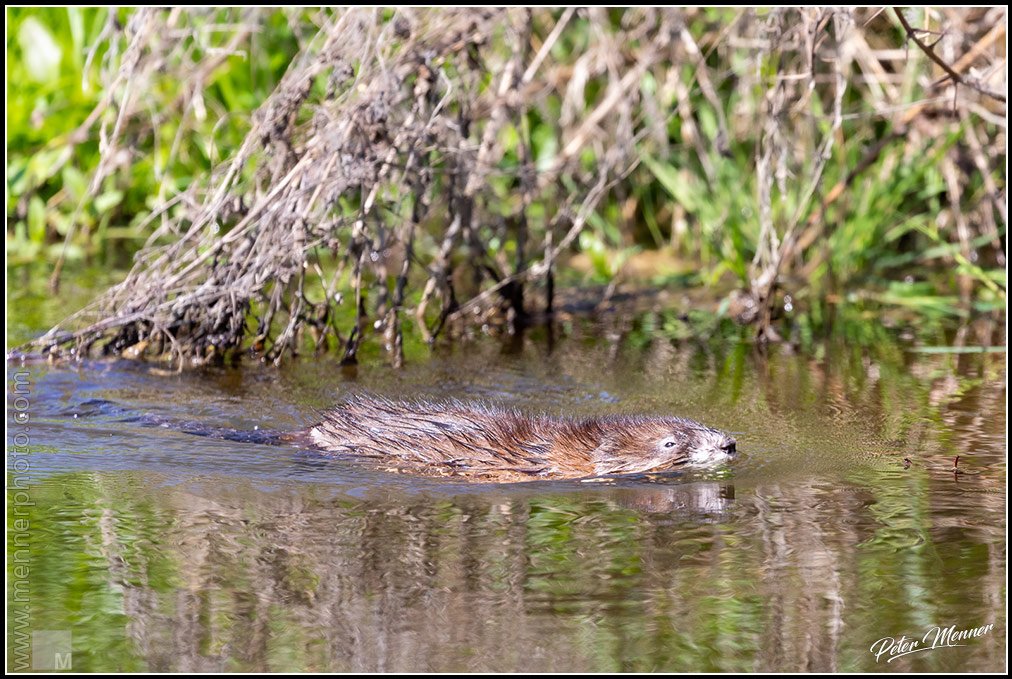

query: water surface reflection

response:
[9,314,1006,672]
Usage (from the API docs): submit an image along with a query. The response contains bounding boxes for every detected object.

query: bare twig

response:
[893,7,1006,103]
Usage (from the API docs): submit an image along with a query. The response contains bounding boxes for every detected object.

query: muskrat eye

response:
[664,441,676,448]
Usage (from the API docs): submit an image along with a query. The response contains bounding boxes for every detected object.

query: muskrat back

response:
[306,395,736,480]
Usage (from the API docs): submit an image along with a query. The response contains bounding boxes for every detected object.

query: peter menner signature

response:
[870,623,995,663]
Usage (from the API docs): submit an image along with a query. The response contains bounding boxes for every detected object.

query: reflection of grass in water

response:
[845,459,1006,671]
[595,304,997,482]
[7,314,1004,671]
[11,458,1004,671]
[7,472,154,671]
[6,262,127,348]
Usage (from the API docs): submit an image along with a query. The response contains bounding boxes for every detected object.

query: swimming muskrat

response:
[291,395,735,481]
[127,395,737,482]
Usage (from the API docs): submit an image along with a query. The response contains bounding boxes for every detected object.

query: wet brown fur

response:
[305,395,736,481]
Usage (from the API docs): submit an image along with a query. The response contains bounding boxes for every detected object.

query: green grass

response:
[7,8,299,265]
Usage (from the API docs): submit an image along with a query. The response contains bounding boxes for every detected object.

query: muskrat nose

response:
[720,437,737,455]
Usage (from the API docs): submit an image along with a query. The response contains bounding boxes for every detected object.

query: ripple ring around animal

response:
[153,394,738,483]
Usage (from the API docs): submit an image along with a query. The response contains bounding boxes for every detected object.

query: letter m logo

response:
[32,631,72,671]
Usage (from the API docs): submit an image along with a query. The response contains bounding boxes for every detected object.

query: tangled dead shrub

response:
[28,7,1006,366]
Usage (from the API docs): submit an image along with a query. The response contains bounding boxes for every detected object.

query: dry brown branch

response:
[893,7,1006,103]
[21,7,1005,363]
[30,8,675,367]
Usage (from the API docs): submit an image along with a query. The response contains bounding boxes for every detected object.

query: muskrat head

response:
[591,417,736,476]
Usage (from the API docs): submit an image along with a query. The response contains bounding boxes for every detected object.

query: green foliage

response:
[6,7,298,265]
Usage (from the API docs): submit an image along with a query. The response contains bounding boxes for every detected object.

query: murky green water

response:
[7,289,1006,672]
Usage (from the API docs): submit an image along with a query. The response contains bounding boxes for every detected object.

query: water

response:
[7,312,1006,672]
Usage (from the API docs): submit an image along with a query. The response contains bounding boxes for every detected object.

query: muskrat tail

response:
[175,422,296,447]
[127,413,302,447]
[65,398,305,448]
